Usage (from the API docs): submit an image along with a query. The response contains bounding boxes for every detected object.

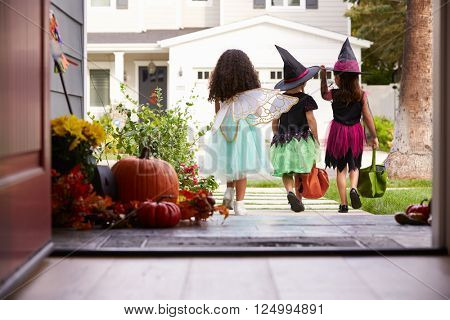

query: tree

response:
[344,0,406,84]
[384,0,433,179]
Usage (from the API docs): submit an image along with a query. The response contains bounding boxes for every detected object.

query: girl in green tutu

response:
[207,49,298,215]
[270,46,321,212]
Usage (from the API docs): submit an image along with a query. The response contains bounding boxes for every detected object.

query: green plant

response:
[178,163,219,193]
[89,85,218,193]
[374,116,394,152]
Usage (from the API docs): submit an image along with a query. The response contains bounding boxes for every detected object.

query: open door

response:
[0,0,52,297]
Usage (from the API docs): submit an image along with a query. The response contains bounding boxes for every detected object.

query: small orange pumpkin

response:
[112,147,179,203]
[136,201,181,228]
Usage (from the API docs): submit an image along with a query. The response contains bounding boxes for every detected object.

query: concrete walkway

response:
[214,186,369,215]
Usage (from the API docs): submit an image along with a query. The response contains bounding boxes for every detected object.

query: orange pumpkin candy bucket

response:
[296,165,329,199]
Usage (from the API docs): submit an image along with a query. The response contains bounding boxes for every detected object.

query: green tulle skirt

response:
[270,135,320,177]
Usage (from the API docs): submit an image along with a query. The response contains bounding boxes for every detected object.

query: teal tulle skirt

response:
[270,134,320,177]
[204,112,266,181]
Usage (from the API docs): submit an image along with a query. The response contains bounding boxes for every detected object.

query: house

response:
[86,0,371,142]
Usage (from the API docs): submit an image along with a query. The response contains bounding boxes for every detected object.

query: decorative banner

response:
[49,10,78,73]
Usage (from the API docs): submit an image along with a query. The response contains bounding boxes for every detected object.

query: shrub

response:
[373,116,394,152]
[89,85,218,193]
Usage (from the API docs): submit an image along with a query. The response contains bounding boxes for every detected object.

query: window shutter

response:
[253,0,266,9]
[306,0,318,9]
[116,0,128,9]
[90,70,110,106]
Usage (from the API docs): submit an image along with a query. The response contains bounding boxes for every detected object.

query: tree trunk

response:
[385,0,433,179]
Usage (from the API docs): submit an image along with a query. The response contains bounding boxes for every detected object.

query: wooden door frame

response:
[432,0,449,252]
[0,0,52,298]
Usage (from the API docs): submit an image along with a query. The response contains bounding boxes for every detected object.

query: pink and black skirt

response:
[325,120,364,172]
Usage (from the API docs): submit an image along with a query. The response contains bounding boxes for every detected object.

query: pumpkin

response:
[112,147,179,203]
[136,201,181,228]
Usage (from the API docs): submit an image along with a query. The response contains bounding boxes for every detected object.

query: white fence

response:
[362,84,399,121]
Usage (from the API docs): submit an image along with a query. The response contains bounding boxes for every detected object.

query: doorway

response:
[138,66,167,108]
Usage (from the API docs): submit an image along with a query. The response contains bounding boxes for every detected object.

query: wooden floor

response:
[8,256,449,299]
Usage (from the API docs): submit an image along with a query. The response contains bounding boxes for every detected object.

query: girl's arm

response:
[362,95,379,149]
[272,119,279,135]
[215,100,220,114]
[306,111,320,145]
[320,65,332,101]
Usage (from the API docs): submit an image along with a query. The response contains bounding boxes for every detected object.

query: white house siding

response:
[165,23,364,144]
[88,0,179,32]
[182,0,220,27]
[222,0,350,35]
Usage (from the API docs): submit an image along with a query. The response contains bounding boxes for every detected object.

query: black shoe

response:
[338,204,349,213]
[350,188,362,209]
[287,192,305,212]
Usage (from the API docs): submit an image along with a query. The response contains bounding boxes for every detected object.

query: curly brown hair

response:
[208,49,260,102]
[333,72,363,104]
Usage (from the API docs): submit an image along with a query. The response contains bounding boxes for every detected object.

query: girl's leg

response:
[349,168,362,209]
[294,174,307,201]
[223,181,236,210]
[349,169,359,189]
[282,173,294,193]
[284,173,304,212]
[336,167,348,205]
[235,177,247,201]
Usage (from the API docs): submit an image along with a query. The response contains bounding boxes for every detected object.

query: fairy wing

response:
[228,88,299,125]
[211,88,298,133]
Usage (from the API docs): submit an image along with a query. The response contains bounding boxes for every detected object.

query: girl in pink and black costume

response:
[321,39,379,213]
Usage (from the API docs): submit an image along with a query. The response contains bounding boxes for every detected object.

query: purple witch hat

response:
[328,38,362,74]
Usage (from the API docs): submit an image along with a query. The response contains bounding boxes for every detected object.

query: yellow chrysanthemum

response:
[69,138,81,151]
[51,116,68,137]
[63,115,85,141]
[83,122,106,147]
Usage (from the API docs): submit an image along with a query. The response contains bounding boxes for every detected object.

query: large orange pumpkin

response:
[112,147,179,203]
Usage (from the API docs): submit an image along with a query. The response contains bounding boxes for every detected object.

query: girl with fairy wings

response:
[206,49,298,215]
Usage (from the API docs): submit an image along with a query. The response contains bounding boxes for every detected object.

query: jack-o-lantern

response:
[112,147,179,203]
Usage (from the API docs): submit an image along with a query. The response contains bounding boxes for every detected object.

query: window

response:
[312,71,332,80]
[306,0,318,9]
[270,70,283,80]
[90,69,110,106]
[116,0,128,9]
[91,0,110,7]
[270,0,302,8]
[197,70,210,80]
[253,0,266,9]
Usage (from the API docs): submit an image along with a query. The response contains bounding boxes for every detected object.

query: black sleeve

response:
[304,95,319,112]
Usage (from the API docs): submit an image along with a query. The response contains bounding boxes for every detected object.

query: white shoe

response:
[233,200,247,216]
[222,187,235,210]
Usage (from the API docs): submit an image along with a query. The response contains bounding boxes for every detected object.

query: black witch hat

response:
[274,45,320,91]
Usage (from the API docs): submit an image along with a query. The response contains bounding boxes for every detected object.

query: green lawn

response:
[325,179,432,215]
[246,179,284,188]
[247,178,432,215]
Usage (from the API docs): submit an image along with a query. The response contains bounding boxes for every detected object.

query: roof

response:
[87,28,209,44]
[159,15,372,48]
